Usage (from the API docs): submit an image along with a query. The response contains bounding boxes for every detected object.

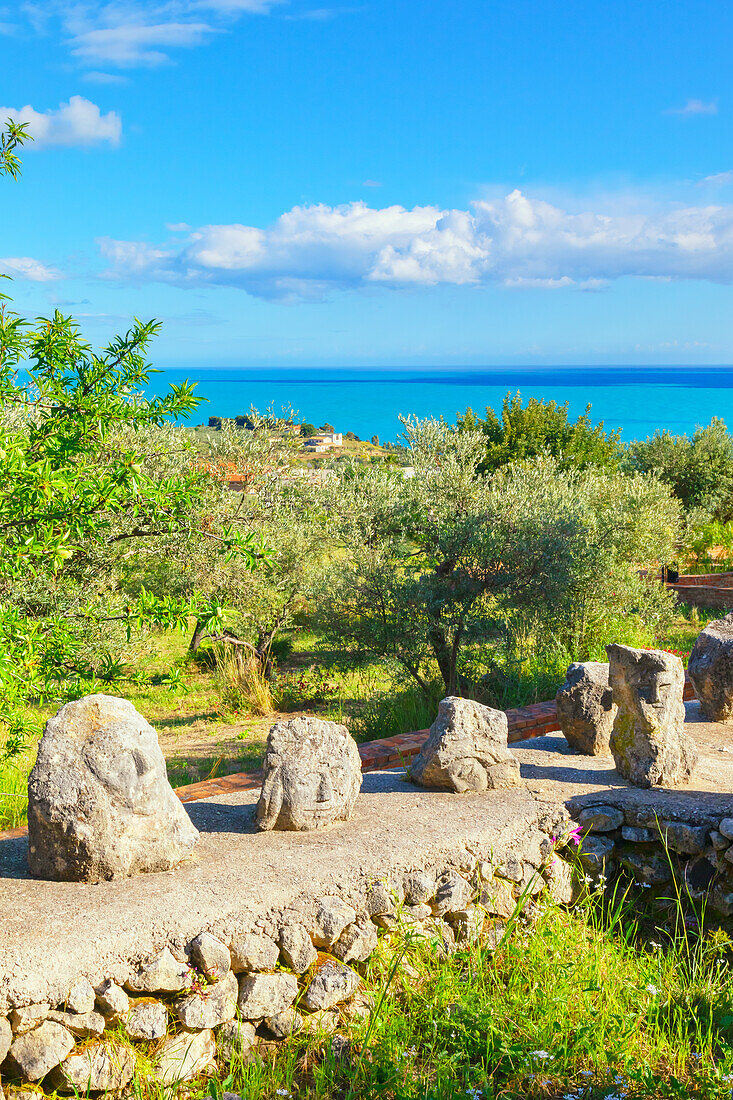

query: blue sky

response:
[1,0,732,367]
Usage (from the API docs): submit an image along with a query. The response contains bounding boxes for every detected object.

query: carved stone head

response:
[255,717,362,831]
[607,643,696,788]
[607,644,684,734]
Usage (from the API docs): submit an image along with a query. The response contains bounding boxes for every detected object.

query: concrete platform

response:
[1,701,732,1012]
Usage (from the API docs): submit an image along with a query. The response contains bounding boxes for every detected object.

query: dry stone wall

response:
[568,796,733,915]
[0,811,570,1095]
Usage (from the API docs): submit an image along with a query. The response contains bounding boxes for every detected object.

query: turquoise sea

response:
[148,367,733,445]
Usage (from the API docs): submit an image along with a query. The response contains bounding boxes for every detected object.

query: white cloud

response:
[0,96,121,147]
[19,1,284,69]
[82,70,129,84]
[0,257,61,281]
[362,179,382,188]
[699,170,733,186]
[70,21,215,67]
[667,98,718,116]
[97,189,733,301]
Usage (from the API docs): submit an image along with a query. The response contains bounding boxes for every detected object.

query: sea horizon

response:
[146,365,733,445]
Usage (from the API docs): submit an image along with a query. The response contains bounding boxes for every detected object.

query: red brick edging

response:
[0,680,697,841]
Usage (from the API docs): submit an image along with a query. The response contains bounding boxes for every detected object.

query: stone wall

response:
[0,836,569,1093]
[567,793,733,916]
[0,774,572,1095]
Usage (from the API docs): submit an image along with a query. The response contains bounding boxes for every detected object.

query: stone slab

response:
[2,700,732,1012]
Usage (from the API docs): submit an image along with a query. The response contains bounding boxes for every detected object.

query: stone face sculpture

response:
[409,696,521,792]
[688,612,733,722]
[255,716,362,831]
[555,661,617,755]
[607,644,697,788]
[27,694,199,882]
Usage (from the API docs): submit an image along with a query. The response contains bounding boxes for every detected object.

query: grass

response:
[114,888,733,1100]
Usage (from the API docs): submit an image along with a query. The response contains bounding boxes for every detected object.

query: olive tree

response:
[316,418,679,699]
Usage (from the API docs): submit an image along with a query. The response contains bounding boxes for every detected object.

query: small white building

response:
[303,432,343,449]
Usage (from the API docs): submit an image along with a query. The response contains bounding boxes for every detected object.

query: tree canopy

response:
[456,392,622,474]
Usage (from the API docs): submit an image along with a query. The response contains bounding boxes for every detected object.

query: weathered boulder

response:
[9,1005,50,1035]
[173,971,238,1030]
[0,1015,11,1064]
[4,1022,75,1082]
[432,870,473,916]
[607,644,698,788]
[576,805,624,833]
[264,1008,303,1039]
[126,948,191,995]
[256,716,362,831]
[48,1041,135,1093]
[229,932,279,974]
[237,973,298,1020]
[47,1010,105,1038]
[27,695,199,882]
[278,923,317,974]
[312,897,358,949]
[302,961,360,1012]
[688,613,733,721]
[556,662,617,755]
[216,1019,256,1061]
[410,697,521,792]
[124,1000,168,1041]
[189,932,231,982]
[154,1028,216,1085]
[65,979,95,1015]
[94,980,129,1022]
[332,920,378,964]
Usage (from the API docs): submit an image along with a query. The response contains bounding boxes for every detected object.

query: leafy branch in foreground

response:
[0,125,268,760]
[0,119,32,180]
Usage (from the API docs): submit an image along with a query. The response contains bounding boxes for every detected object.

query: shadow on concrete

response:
[0,834,30,880]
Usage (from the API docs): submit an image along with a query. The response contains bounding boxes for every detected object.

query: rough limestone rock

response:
[126,948,191,995]
[48,1042,135,1093]
[576,805,624,833]
[125,1000,168,1041]
[278,924,317,974]
[47,1010,105,1038]
[27,695,199,882]
[410,696,521,792]
[173,971,238,1030]
[264,1008,303,1039]
[302,961,360,1012]
[256,716,362,831]
[555,662,617,755]
[5,1022,75,1082]
[607,644,698,788]
[189,932,231,982]
[332,920,378,964]
[94,980,129,1022]
[65,979,95,1015]
[216,1019,256,1061]
[154,1029,216,1085]
[229,932,279,974]
[688,613,733,721]
[432,870,473,916]
[9,1005,50,1035]
[312,897,357,949]
[0,1015,11,1064]
[236,973,298,1020]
